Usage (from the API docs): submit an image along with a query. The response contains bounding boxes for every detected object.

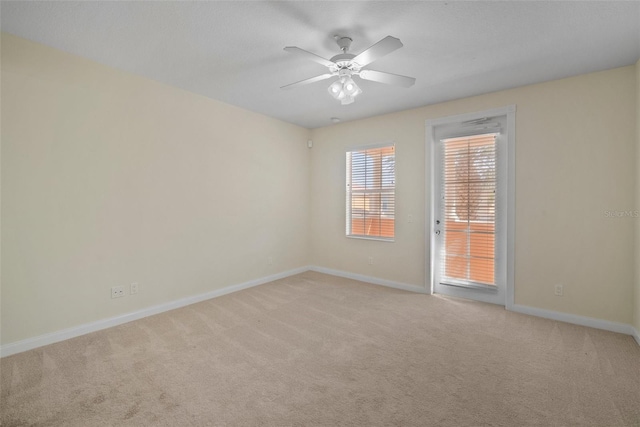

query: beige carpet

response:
[2,271,639,426]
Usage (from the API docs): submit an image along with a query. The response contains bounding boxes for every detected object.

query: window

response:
[346,143,395,240]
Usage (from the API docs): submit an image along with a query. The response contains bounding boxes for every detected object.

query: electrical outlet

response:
[130,282,139,295]
[408,214,414,223]
[111,286,125,299]
[554,284,563,296]
[368,256,374,265]
[267,256,273,265]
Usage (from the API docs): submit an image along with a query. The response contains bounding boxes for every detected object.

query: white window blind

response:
[346,144,395,240]
[440,133,496,286]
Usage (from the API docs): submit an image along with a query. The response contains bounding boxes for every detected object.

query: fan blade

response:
[358,69,416,88]
[284,47,335,68]
[280,73,334,90]
[352,36,403,67]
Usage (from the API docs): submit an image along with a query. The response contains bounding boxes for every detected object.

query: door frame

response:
[425,105,516,308]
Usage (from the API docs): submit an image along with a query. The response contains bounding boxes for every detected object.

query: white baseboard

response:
[309,267,640,347]
[309,265,429,294]
[3,266,638,357]
[633,327,640,347]
[509,303,636,337]
[308,268,640,348]
[0,266,310,358]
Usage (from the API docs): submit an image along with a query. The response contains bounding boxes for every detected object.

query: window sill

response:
[346,235,395,243]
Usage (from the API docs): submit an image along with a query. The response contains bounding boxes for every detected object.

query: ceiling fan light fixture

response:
[328,79,343,96]
[328,79,347,102]
[328,76,361,104]
[342,77,362,97]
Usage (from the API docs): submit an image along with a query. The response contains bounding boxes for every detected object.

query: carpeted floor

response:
[2,271,639,426]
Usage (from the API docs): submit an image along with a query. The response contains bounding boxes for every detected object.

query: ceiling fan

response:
[281,35,416,105]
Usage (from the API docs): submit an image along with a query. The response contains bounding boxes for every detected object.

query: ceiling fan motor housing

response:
[330,53,357,70]
[335,36,352,52]
[331,37,358,70]
[338,68,353,78]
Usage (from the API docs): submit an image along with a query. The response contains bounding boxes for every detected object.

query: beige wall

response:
[2,32,638,348]
[1,34,311,345]
[310,66,637,325]
[635,58,640,333]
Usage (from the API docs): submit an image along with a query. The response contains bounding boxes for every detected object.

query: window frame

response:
[345,141,396,242]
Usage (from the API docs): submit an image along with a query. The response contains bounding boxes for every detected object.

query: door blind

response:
[440,133,496,286]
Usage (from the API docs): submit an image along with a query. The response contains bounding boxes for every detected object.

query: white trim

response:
[0,266,309,358]
[505,107,516,310]
[309,266,428,294]
[346,235,395,243]
[509,303,636,337]
[426,121,435,294]
[633,327,640,347]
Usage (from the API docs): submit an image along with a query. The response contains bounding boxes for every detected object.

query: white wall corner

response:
[0,266,311,358]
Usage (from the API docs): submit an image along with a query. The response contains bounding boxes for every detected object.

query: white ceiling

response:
[2,1,639,129]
